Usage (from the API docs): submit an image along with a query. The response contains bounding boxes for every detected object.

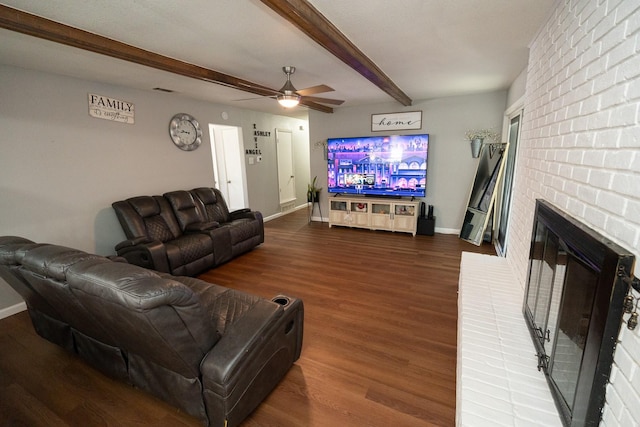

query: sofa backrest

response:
[191,187,231,224]
[112,195,183,242]
[17,244,116,345]
[0,236,58,317]
[66,259,220,377]
[164,190,208,231]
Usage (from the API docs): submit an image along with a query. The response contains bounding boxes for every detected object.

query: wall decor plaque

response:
[371,110,422,132]
[88,93,135,124]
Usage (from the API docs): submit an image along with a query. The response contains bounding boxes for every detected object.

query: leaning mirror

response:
[460,142,508,245]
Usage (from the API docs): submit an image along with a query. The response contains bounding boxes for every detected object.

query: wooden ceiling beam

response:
[260,0,412,106]
[0,4,334,113]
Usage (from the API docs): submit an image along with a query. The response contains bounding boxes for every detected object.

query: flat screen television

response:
[327,134,428,198]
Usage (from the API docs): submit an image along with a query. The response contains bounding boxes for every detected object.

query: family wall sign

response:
[88,93,135,124]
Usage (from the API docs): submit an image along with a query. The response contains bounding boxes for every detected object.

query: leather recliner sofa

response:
[0,236,303,427]
[112,187,264,276]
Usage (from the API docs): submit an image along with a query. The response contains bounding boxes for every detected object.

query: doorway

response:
[209,124,248,211]
[275,128,296,206]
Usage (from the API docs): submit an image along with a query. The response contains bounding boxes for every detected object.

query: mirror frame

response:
[460,142,509,246]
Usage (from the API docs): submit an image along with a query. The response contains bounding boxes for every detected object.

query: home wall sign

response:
[246,123,270,156]
[371,110,422,132]
[88,93,134,124]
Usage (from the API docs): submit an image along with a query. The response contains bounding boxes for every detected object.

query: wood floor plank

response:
[0,383,69,427]
[0,209,495,426]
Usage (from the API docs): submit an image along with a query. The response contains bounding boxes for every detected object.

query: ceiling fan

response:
[237,66,344,109]
[275,66,344,108]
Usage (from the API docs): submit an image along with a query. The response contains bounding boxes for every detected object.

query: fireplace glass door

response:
[523,199,634,427]
[550,255,597,413]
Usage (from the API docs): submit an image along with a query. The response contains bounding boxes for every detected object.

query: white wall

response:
[0,64,308,311]
[506,67,527,107]
[506,1,640,425]
[308,91,507,231]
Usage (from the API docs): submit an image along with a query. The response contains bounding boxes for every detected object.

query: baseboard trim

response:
[435,227,459,235]
[264,204,307,222]
[0,302,27,320]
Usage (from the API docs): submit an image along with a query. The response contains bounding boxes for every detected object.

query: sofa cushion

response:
[164,233,214,273]
[144,215,175,242]
[191,187,230,223]
[172,276,262,334]
[116,196,182,242]
[164,190,206,232]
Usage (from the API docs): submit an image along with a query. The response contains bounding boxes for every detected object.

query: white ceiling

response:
[0,0,554,119]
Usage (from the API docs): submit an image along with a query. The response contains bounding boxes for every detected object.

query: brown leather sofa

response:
[0,236,303,427]
[112,187,264,276]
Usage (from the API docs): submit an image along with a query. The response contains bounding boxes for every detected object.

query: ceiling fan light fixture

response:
[276,66,300,108]
[277,93,300,108]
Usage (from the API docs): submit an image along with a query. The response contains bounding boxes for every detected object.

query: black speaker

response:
[420,202,426,217]
[427,204,434,219]
[417,216,435,236]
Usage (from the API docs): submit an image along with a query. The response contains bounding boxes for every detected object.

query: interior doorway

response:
[275,128,296,206]
[209,124,248,211]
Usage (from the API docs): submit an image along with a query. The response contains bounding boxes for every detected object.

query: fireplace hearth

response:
[523,200,635,427]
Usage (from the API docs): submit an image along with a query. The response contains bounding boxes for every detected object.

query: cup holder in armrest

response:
[272,295,291,307]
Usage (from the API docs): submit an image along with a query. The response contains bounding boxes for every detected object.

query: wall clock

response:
[169,113,202,151]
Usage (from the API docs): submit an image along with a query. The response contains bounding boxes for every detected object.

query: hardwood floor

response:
[0,209,495,426]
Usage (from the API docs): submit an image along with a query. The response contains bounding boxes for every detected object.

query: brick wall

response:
[506,0,640,425]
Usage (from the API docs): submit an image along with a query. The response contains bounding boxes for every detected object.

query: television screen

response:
[327,134,428,197]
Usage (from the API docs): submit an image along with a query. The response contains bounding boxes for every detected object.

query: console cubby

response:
[328,196,419,235]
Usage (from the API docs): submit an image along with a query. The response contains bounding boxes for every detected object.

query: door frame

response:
[209,123,249,210]
[275,128,296,205]
[494,96,524,256]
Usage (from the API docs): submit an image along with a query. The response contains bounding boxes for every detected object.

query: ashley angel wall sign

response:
[246,123,271,156]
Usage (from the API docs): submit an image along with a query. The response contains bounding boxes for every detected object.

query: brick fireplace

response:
[457,200,635,427]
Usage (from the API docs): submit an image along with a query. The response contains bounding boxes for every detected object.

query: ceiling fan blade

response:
[301,95,344,105]
[234,95,276,101]
[296,84,334,96]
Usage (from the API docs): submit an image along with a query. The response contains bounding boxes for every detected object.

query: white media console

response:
[328,196,419,235]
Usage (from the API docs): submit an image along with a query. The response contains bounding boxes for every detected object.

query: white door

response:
[276,129,295,204]
[209,124,248,210]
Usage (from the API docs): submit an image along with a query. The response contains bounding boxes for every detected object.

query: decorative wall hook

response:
[623,294,635,313]
[628,310,639,330]
[486,142,505,159]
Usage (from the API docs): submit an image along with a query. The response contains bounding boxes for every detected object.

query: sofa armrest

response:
[202,300,280,382]
[114,239,170,273]
[200,296,303,426]
[185,221,220,233]
[229,208,251,215]
[114,236,150,251]
[229,208,258,221]
[201,297,303,390]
